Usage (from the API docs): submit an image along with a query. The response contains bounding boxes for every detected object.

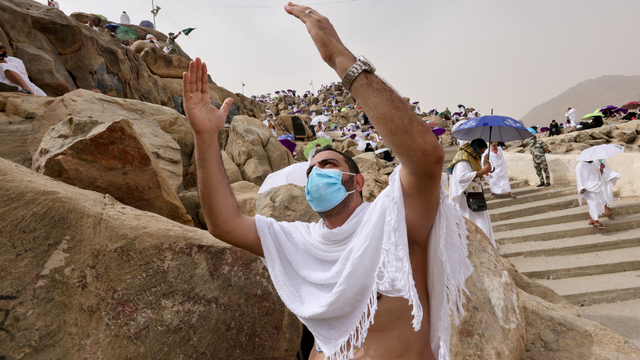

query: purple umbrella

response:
[452,112,462,117]
[432,127,446,136]
[412,101,419,105]
[139,20,154,29]
[540,127,550,132]
[279,139,297,155]
[600,105,617,112]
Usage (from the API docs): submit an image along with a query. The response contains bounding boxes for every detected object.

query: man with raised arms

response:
[182,3,472,359]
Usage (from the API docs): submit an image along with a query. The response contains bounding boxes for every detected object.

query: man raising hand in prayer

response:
[182,3,472,359]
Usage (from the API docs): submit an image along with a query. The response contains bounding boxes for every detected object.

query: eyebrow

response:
[306,157,340,177]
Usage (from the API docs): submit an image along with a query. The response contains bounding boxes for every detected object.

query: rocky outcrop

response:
[519,290,640,359]
[225,115,294,186]
[274,114,315,140]
[36,118,192,225]
[140,45,190,79]
[0,157,301,359]
[255,184,320,223]
[231,181,261,217]
[450,220,527,360]
[0,93,55,166]
[28,89,191,191]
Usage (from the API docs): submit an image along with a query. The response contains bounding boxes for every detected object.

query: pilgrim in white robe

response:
[482,147,512,195]
[600,159,621,205]
[576,161,607,221]
[0,57,47,96]
[566,109,578,127]
[449,160,496,247]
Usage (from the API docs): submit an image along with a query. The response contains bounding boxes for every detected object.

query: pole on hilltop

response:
[310,80,315,94]
[242,82,245,95]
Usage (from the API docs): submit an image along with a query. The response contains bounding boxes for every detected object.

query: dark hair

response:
[470,138,488,150]
[314,146,360,175]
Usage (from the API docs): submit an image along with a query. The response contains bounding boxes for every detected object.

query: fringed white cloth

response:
[255,165,473,360]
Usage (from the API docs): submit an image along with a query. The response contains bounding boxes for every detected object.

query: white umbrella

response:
[576,144,625,162]
[357,141,377,151]
[258,162,309,194]
[310,115,330,125]
[374,147,389,154]
[451,119,467,132]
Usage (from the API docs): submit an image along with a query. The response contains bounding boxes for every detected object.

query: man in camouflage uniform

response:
[529,135,551,187]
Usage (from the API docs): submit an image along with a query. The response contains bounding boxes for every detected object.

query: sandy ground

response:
[578,299,640,347]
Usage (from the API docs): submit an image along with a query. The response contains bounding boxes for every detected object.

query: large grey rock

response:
[35,118,192,225]
[0,157,302,359]
[28,90,191,191]
[450,219,527,360]
[256,184,320,223]
[225,115,293,186]
[519,290,640,360]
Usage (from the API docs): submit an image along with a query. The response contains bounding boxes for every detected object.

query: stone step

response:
[492,198,640,232]
[495,212,640,245]
[489,195,580,222]
[509,247,640,281]
[499,228,640,258]
[536,270,640,306]
[482,179,529,194]
[486,187,577,210]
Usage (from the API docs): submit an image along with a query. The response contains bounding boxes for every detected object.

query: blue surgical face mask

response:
[305,167,356,212]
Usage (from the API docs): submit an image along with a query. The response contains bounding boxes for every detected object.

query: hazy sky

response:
[42,0,640,118]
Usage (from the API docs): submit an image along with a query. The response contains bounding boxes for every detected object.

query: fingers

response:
[219,98,234,118]
[201,62,210,96]
[182,71,191,101]
[195,57,203,93]
[284,2,319,23]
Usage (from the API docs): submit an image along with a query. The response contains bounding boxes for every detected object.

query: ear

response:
[355,173,365,192]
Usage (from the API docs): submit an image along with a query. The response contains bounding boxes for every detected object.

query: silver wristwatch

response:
[342,55,376,91]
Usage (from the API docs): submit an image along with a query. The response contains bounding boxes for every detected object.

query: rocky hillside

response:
[0,0,263,121]
[520,75,640,127]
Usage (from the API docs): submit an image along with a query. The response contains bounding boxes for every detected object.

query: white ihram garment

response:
[566,109,578,127]
[482,147,512,195]
[0,57,47,96]
[449,160,496,248]
[255,166,473,360]
[120,12,131,24]
[576,161,606,221]
[600,159,621,205]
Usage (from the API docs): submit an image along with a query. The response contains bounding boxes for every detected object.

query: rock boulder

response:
[450,220,527,359]
[0,157,301,359]
[36,118,192,225]
[519,290,640,359]
[255,184,320,223]
[28,90,192,191]
[225,115,294,186]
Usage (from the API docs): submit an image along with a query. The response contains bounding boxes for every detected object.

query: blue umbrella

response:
[527,127,537,135]
[451,115,533,142]
[139,20,154,29]
[105,23,120,31]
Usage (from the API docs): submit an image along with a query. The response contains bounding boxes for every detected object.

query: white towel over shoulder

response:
[255,165,473,360]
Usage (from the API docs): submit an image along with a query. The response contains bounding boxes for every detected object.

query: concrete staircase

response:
[490,181,640,308]
[442,146,640,343]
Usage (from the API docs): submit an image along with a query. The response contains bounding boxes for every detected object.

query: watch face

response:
[358,56,376,73]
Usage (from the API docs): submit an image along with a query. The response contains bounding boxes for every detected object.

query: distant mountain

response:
[520,75,640,127]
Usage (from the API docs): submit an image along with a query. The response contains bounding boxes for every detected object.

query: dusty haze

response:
[39,0,640,119]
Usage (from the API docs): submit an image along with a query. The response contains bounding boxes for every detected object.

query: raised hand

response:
[284,2,355,78]
[182,57,233,135]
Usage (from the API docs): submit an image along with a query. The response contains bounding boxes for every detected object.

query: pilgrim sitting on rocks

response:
[0,42,46,96]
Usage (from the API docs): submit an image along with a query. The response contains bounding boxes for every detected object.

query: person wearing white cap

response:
[146,34,160,48]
